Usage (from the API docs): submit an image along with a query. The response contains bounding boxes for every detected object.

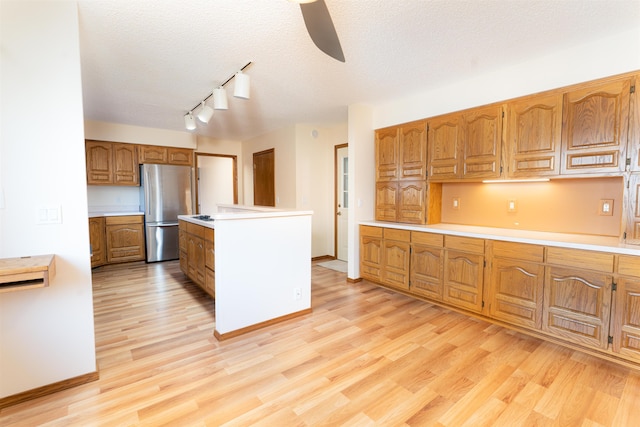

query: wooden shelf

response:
[0,254,56,293]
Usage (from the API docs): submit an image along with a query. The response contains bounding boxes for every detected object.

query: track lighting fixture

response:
[183,62,252,131]
[197,101,214,123]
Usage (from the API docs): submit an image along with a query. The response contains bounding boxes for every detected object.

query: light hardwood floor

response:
[1,260,640,426]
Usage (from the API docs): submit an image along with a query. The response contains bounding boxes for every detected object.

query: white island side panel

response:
[214,213,312,334]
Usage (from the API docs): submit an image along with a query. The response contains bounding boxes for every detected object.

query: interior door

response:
[196,154,237,214]
[336,144,348,261]
[253,149,275,207]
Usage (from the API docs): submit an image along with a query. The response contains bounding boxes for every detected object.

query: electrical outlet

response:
[294,287,301,300]
[598,199,614,216]
[507,199,517,213]
[452,198,460,210]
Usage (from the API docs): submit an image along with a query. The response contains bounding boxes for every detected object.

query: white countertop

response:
[179,205,313,229]
[360,220,640,256]
[89,211,143,218]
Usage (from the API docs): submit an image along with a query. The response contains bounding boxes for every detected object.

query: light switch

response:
[598,199,614,216]
[452,198,460,210]
[36,205,62,224]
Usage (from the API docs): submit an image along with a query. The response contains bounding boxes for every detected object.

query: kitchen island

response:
[179,205,312,340]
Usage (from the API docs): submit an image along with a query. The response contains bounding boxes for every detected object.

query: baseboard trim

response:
[347,277,362,283]
[312,255,335,262]
[214,308,313,341]
[0,371,99,410]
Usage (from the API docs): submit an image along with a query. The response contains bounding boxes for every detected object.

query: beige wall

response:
[196,136,244,205]
[84,120,196,148]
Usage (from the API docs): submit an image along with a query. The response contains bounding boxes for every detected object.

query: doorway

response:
[195,154,238,214]
[335,144,348,261]
[253,149,275,207]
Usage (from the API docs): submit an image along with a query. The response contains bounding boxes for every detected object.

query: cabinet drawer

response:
[546,247,614,273]
[492,241,544,263]
[445,235,484,254]
[384,228,410,242]
[360,225,383,238]
[411,231,443,247]
[618,254,640,276]
[105,215,143,225]
[187,222,205,238]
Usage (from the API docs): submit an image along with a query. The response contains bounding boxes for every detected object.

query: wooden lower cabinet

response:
[89,217,106,268]
[381,229,410,291]
[487,241,544,330]
[442,236,485,313]
[105,215,145,264]
[612,255,640,361]
[179,220,215,298]
[410,231,444,300]
[360,226,383,282]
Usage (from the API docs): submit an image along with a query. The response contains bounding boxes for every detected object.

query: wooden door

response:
[506,94,562,178]
[375,127,399,181]
[543,266,613,349]
[253,149,275,207]
[359,226,383,282]
[399,121,427,180]
[113,143,139,185]
[612,256,640,360]
[397,180,426,224]
[462,104,503,180]
[488,241,545,330]
[561,78,632,174]
[410,242,444,300]
[85,140,113,184]
[375,181,398,221]
[428,113,462,180]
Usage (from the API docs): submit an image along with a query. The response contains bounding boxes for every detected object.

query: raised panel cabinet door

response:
[375,181,398,221]
[428,113,463,180]
[86,141,113,184]
[113,143,139,185]
[561,78,631,175]
[410,244,444,300]
[543,266,613,349]
[381,239,410,291]
[462,104,504,180]
[488,258,544,330]
[397,180,426,224]
[624,173,640,244]
[612,275,640,361]
[506,94,562,178]
[443,250,484,312]
[399,121,427,180]
[89,217,106,268]
[106,223,145,263]
[138,145,168,164]
[375,127,399,181]
[187,233,205,286]
[167,147,193,166]
[360,234,383,282]
[205,267,215,298]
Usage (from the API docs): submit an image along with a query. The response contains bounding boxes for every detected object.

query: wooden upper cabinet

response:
[375,181,398,222]
[375,127,399,181]
[139,145,193,166]
[113,143,138,185]
[86,140,138,186]
[398,121,427,180]
[428,113,463,181]
[625,173,640,244]
[462,104,503,180]
[506,94,563,178]
[561,78,632,175]
[167,147,193,166]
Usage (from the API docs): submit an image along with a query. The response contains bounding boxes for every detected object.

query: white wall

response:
[0,1,97,398]
[196,136,244,205]
[85,120,196,148]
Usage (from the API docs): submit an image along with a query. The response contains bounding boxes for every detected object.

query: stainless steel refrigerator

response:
[140,164,193,262]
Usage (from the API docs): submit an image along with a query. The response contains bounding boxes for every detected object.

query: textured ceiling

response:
[77,0,640,141]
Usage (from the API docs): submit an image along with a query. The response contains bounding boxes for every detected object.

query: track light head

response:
[197,101,214,123]
[233,71,250,99]
[213,87,228,110]
[184,112,196,131]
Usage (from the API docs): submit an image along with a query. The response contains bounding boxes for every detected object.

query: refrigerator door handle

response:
[147,222,179,227]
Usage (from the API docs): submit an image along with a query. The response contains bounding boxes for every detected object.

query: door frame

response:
[194,153,238,214]
[334,143,348,259]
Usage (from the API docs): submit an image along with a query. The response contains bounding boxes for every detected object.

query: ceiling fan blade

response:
[300,0,345,62]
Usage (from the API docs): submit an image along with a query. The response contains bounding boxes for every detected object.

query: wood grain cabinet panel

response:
[167,147,193,166]
[561,78,632,175]
[89,217,106,268]
[624,173,640,244]
[543,266,613,349]
[428,113,463,181]
[488,242,544,330]
[112,143,139,185]
[443,236,485,313]
[375,181,398,222]
[86,140,138,185]
[381,230,410,291]
[410,232,444,300]
[105,216,145,264]
[612,264,640,361]
[138,145,168,164]
[506,94,562,178]
[375,127,400,182]
[360,226,383,282]
[397,180,426,224]
[187,233,205,286]
[462,104,504,180]
[399,121,427,180]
